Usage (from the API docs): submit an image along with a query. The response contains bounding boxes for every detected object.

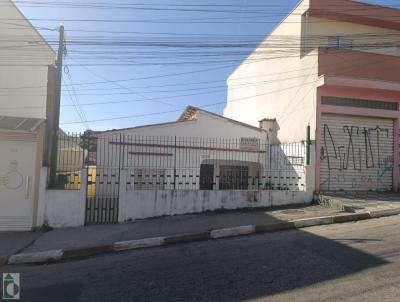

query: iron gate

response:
[85,133,123,224]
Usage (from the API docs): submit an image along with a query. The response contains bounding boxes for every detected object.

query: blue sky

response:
[15,0,398,132]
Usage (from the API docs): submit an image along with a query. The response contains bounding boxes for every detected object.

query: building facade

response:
[224,0,400,193]
[92,107,305,195]
[0,1,54,230]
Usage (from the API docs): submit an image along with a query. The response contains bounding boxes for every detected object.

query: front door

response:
[0,140,36,231]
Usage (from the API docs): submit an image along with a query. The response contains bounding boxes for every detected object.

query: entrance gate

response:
[84,134,123,224]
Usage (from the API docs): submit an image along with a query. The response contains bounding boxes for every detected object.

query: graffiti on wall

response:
[320,124,393,191]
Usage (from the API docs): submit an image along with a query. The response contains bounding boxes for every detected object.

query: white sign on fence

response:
[239,137,260,152]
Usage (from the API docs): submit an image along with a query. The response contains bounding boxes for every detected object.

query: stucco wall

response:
[224,0,318,143]
[119,189,311,222]
[0,0,54,119]
[37,168,87,228]
[118,166,314,222]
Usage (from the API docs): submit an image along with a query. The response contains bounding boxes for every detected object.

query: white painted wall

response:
[37,168,87,228]
[0,0,54,119]
[118,168,314,222]
[224,0,318,143]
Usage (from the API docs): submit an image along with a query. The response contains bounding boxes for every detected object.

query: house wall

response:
[96,111,268,171]
[36,168,87,228]
[94,113,273,194]
[118,165,314,222]
[224,0,319,143]
[0,0,54,119]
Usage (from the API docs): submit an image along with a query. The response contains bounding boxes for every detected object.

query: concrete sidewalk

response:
[4,206,338,254]
[3,203,397,266]
[319,193,400,212]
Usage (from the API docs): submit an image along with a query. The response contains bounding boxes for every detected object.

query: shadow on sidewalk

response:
[11,213,389,302]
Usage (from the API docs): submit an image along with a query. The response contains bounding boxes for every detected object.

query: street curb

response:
[8,249,63,265]
[0,256,8,266]
[332,213,370,223]
[210,225,255,239]
[293,216,333,228]
[3,209,400,266]
[164,232,211,245]
[255,222,295,233]
[369,208,400,218]
[63,245,114,260]
[113,237,165,252]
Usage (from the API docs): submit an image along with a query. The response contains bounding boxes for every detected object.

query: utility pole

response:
[49,24,65,188]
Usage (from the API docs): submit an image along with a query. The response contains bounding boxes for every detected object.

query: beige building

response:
[0,0,55,119]
[0,1,54,230]
[225,0,400,193]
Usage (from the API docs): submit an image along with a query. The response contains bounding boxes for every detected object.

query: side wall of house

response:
[0,0,54,119]
[224,0,318,143]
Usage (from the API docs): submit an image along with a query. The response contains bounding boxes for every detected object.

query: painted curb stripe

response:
[113,237,165,251]
[8,249,63,264]
[210,225,255,239]
[293,216,334,228]
[369,208,400,218]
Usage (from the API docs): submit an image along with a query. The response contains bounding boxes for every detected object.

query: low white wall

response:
[118,169,313,222]
[36,168,87,228]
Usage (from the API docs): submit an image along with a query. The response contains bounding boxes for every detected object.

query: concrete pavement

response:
[3,215,400,301]
[0,205,344,264]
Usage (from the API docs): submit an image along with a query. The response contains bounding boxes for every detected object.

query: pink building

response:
[225,0,400,193]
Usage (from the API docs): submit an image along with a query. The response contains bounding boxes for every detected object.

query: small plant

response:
[39,221,53,233]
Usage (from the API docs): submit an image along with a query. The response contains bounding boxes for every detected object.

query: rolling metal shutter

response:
[320,114,394,192]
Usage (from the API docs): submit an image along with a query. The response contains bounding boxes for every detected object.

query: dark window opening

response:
[200,164,214,190]
[322,96,398,111]
[219,165,249,190]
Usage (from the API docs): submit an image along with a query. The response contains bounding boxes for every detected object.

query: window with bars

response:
[219,165,249,190]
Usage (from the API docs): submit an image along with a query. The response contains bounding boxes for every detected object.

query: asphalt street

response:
[2,215,400,302]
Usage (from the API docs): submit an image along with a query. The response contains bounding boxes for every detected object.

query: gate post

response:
[80,168,88,226]
[118,169,128,223]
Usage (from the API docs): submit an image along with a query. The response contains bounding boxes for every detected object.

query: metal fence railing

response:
[49,132,306,192]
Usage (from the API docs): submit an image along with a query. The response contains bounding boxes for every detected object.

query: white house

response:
[81,106,307,224]
[0,1,55,230]
[94,106,270,193]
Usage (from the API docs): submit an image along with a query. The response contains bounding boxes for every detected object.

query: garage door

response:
[320,114,393,192]
[0,141,36,231]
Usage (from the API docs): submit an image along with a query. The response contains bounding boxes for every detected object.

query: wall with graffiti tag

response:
[320,114,394,192]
